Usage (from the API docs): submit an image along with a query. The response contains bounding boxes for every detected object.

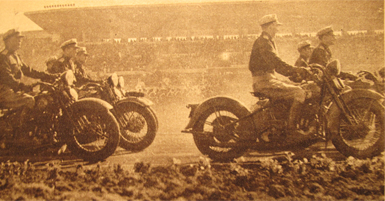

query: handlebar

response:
[308,64,325,72]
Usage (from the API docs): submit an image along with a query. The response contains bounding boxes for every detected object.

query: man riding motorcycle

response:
[74,47,100,87]
[249,14,311,139]
[0,29,57,126]
[309,26,358,81]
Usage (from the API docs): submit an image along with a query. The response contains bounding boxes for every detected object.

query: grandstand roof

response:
[24,0,383,41]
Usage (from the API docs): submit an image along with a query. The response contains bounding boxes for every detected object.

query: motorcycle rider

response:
[295,40,313,68]
[45,56,57,73]
[309,26,357,80]
[0,29,57,125]
[74,47,98,87]
[249,14,312,138]
[290,40,314,83]
[50,39,79,74]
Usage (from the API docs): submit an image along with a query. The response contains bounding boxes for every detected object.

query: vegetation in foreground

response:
[0,152,384,201]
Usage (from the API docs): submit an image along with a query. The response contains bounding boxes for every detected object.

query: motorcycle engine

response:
[36,95,53,110]
[260,123,285,143]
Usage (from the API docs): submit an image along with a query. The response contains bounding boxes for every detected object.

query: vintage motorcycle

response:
[0,70,120,162]
[77,73,158,152]
[346,69,384,95]
[183,61,384,161]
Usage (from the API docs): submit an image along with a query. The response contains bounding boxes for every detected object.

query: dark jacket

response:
[309,43,356,80]
[74,61,94,86]
[249,31,298,77]
[50,55,75,74]
[309,43,331,67]
[0,49,51,91]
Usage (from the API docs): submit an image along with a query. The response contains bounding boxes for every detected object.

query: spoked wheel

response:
[66,109,120,162]
[192,106,251,162]
[116,103,158,152]
[332,98,385,159]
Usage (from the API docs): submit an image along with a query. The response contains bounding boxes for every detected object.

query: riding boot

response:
[287,100,314,138]
[288,100,301,131]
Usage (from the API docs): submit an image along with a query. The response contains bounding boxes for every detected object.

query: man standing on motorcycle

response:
[249,14,311,138]
[50,39,79,74]
[309,26,357,80]
[0,29,57,125]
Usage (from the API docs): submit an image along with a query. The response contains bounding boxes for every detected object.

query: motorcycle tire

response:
[332,97,385,159]
[65,109,120,162]
[116,103,158,152]
[192,105,250,162]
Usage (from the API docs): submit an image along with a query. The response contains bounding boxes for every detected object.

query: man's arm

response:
[20,59,57,82]
[258,41,299,77]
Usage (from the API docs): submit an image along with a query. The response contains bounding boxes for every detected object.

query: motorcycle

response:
[182,61,384,161]
[345,70,384,95]
[0,70,120,162]
[77,73,158,152]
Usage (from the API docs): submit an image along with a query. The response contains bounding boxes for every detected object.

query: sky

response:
[0,0,269,33]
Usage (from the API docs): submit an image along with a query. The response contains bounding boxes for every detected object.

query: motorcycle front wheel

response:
[193,105,250,162]
[332,97,385,159]
[64,109,120,162]
[116,103,158,152]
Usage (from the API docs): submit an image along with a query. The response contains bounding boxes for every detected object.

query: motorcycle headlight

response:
[118,76,125,89]
[62,70,76,86]
[107,73,119,87]
[325,59,341,77]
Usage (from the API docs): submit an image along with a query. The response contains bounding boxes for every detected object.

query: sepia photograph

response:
[0,0,384,200]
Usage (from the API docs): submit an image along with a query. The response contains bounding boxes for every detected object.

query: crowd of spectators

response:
[15,32,384,101]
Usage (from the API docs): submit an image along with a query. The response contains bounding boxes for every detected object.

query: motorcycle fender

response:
[116,97,153,107]
[72,97,114,112]
[184,96,251,130]
[327,88,384,132]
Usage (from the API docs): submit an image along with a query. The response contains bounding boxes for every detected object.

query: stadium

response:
[5,0,385,102]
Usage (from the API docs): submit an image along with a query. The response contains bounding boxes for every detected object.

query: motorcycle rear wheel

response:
[332,97,385,159]
[192,105,250,162]
[65,109,120,162]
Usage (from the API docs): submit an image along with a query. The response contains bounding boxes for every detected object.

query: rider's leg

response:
[0,89,35,125]
[262,79,310,135]
[287,91,305,131]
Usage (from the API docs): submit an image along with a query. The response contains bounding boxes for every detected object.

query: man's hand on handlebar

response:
[295,67,313,81]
